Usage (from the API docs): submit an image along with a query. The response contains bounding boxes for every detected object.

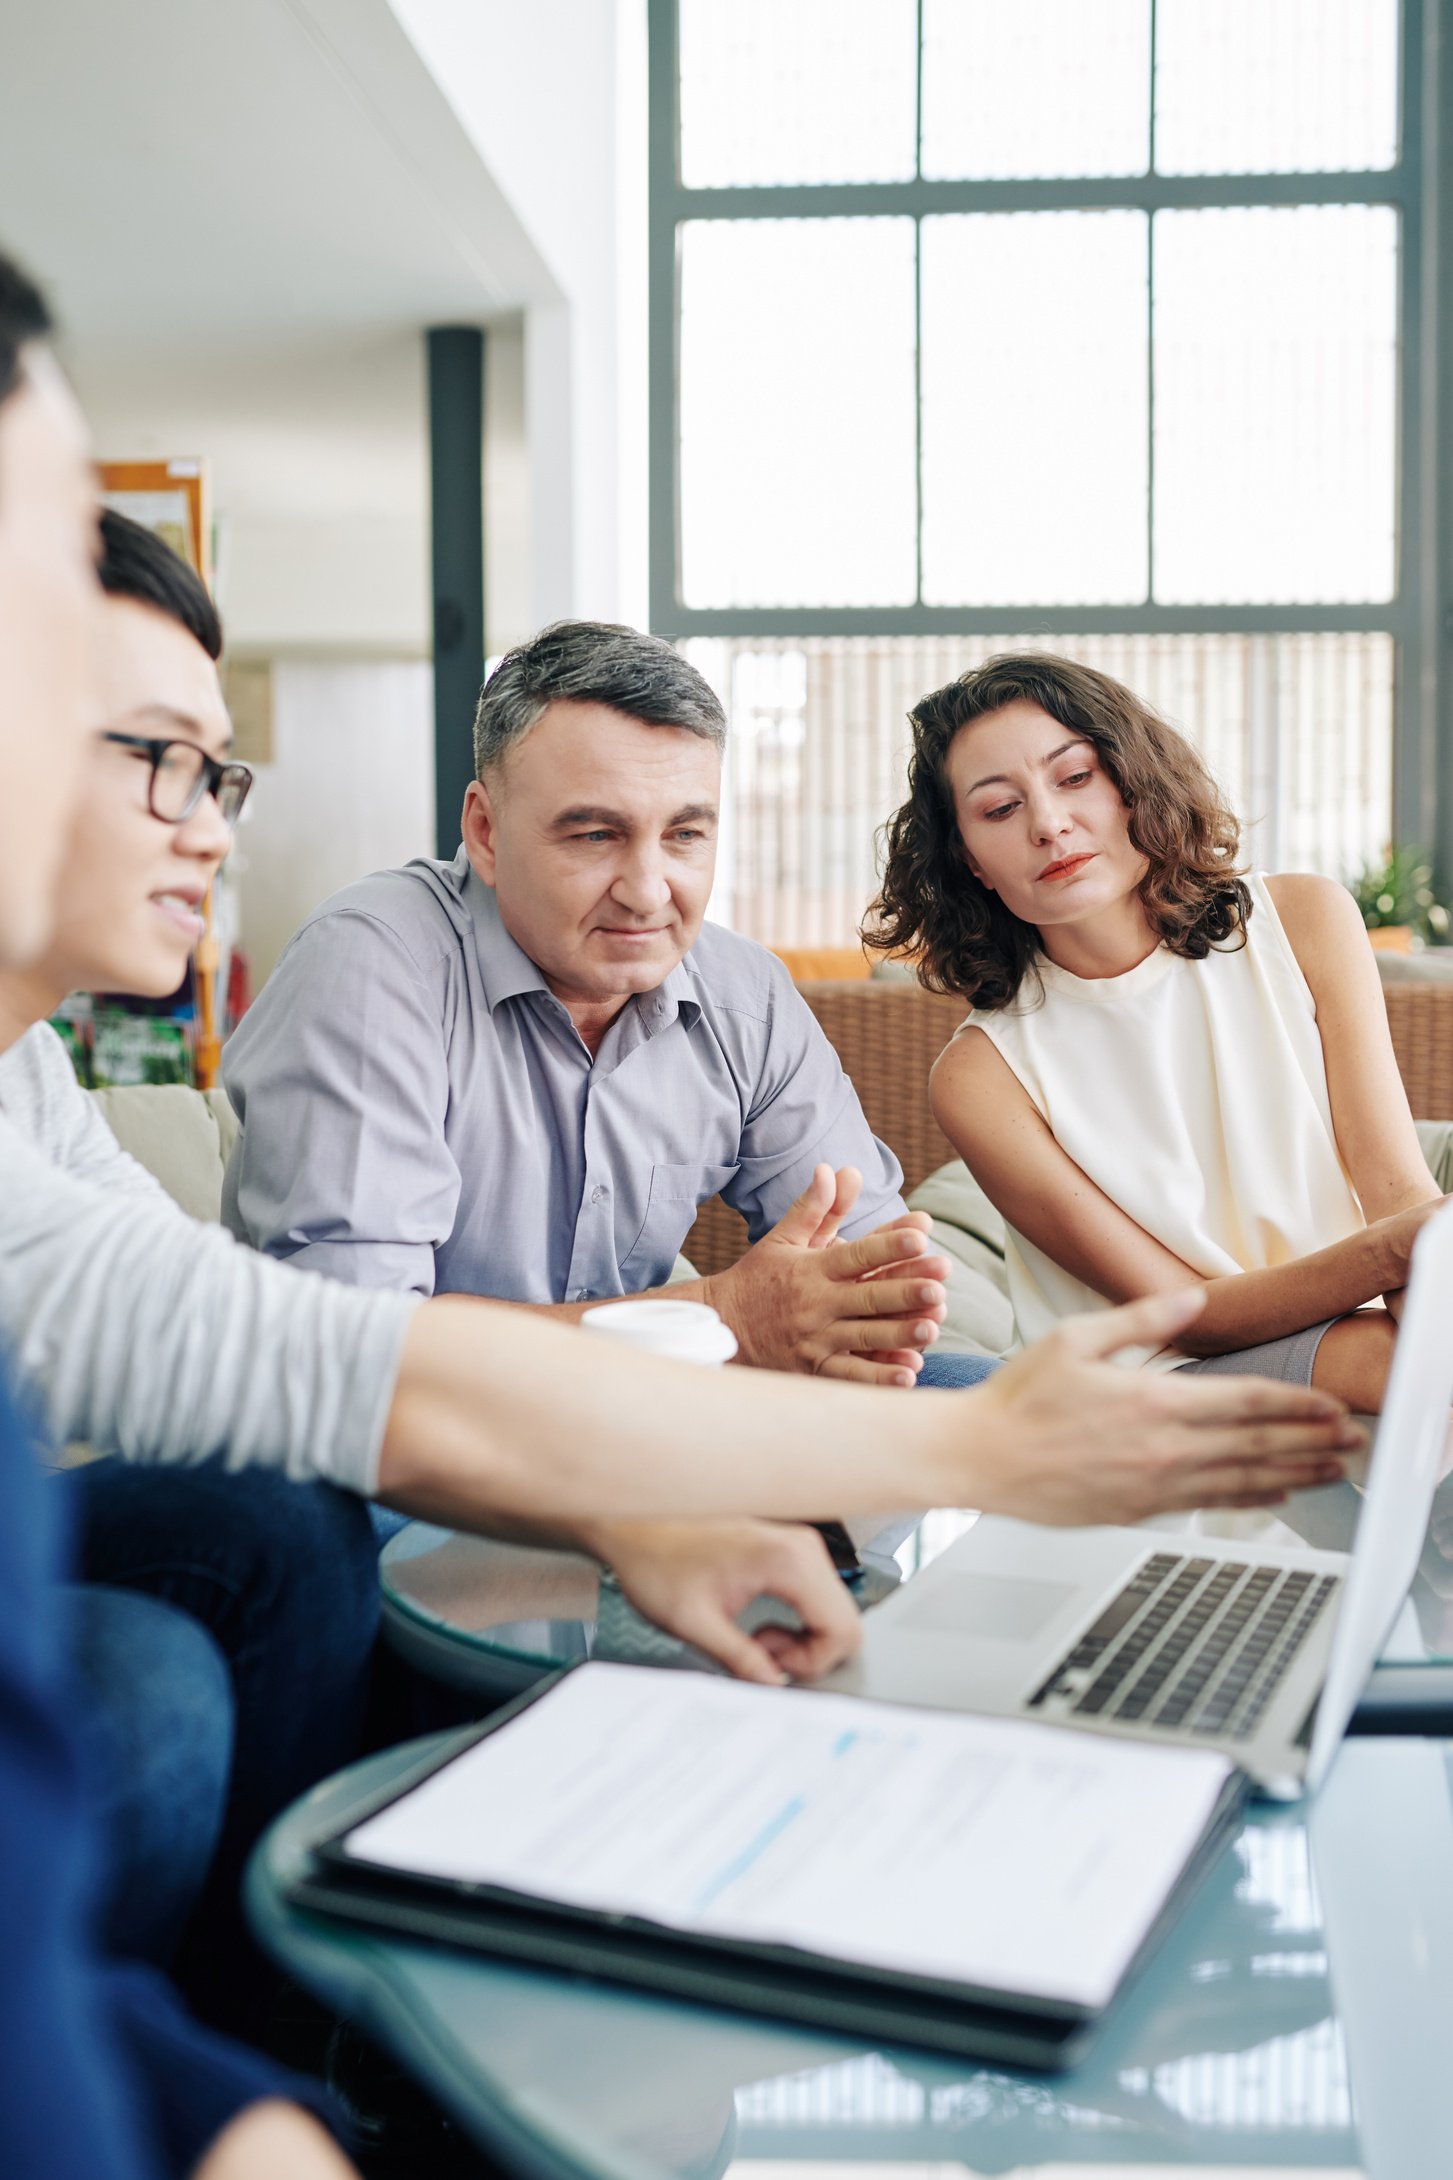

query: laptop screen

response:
[1305,1200,1453,1788]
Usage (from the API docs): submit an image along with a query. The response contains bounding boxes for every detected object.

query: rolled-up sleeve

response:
[223,911,458,1296]
[723,968,906,1241]
[0,1121,419,1495]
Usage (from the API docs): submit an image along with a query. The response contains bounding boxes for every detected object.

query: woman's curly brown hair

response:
[864,653,1251,1009]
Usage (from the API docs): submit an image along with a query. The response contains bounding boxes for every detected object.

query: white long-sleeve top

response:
[0,1022,419,1490]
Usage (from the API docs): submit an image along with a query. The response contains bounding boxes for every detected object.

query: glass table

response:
[379,1475,1453,1720]
[378,1515,915,1701]
[248,1726,1453,2179]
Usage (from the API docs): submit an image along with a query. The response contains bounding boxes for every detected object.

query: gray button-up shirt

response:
[222,850,905,1300]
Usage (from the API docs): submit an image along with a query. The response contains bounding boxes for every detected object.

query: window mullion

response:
[1149,0,1158,177]
[914,0,925,607]
[1147,210,1157,606]
[914,221,924,609]
[914,0,924,181]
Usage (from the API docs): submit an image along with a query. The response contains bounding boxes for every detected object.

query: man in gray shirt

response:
[224,621,969,1387]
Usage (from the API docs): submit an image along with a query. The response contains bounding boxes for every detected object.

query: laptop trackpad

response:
[898,1573,1078,1643]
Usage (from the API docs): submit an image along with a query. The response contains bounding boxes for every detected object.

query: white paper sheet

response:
[344,1663,1232,2010]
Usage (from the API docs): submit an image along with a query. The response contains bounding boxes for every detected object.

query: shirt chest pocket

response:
[619,1160,740,1284]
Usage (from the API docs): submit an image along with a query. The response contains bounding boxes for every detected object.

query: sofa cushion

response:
[1415,1118,1453,1188]
[906,1160,1014,1358]
[88,1083,238,1223]
[1374,951,1453,984]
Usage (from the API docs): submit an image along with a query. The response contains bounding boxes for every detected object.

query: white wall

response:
[224,310,525,990]
[232,661,436,986]
[42,0,648,993]
[389,0,648,626]
[484,315,533,653]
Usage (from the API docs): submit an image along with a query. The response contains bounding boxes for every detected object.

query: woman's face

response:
[44,593,235,996]
[944,698,1147,930]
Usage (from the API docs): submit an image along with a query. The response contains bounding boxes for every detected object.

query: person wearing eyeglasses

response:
[0,254,362,2180]
[0,510,395,2035]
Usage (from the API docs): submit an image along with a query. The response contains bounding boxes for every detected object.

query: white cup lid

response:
[580,1299,738,1365]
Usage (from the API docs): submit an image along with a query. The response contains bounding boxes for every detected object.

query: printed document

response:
[344,1662,1232,2009]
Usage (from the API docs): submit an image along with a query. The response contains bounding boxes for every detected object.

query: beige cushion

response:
[88,1083,238,1224]
[906,1160,1014,1358]
[1375,951,1453,984]
[1415,1119,1453,1188]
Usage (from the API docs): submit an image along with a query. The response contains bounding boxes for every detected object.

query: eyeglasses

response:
[102,733,253,828]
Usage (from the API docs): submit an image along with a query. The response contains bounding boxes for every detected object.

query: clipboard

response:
[286,1667,1248,2071]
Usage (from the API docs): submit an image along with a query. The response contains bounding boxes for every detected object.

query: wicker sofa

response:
[683,974,1453,1287]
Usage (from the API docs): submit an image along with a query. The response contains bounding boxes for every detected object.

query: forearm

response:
[416,1501,634,1560]
[1355,1174,1438,1319]
[1172,1225,1401,1356]
[375,1296,963,1526]
[0,1127,415,1489]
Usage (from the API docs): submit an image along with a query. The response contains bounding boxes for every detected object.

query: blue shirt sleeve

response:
[222,910,458,1295]
[722,963,907,1243]
[0,1365,335,2179]
[98,1961,338,2176]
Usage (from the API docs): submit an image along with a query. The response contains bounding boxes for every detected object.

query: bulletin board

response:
[98,457,211,583]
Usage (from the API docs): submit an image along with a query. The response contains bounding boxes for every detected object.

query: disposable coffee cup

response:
[580,1298,737,1367]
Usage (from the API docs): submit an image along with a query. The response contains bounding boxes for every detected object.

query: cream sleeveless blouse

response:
[955,874,1365,1360]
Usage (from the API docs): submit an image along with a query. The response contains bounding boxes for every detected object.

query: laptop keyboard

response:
[1028,1552,1340,1743]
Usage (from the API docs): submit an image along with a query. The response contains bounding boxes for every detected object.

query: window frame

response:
[648,0,1451,858]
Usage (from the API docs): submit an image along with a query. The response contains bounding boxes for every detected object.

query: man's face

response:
[463,699,720,1011]
[42,594,235,997]
[0,347,101,966]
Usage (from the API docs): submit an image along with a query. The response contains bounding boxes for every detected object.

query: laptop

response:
[827,1199,1453,1798]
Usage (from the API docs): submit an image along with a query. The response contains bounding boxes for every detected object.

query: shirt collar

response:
[641,952,704,1035]
[458,853,552,1012]
[456,847,706,1028]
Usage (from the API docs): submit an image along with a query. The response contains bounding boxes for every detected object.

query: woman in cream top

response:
[952,871,1368,1366]
[868,652,1445,1412]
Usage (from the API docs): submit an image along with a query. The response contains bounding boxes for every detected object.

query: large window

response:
[649,0,1442,943]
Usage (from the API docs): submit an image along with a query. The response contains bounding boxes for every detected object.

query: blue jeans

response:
[65,1584,233,1967]
[916,1349,999,1389]
[63,1457,381,2031]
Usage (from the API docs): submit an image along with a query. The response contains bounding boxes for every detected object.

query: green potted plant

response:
[1347,844,1452,952]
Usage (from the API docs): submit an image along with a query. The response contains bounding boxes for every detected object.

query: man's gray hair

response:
[473,620,726,778]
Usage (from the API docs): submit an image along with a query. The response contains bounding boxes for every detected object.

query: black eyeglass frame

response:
[102,732,253,827]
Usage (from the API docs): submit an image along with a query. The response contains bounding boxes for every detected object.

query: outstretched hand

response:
[707,1164,949,1385]
[965,1288,1364,1527]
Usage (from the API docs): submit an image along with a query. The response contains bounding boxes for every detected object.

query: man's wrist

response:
[572,1515,687,1565]
[701,1262,762,1367]
[911,1372,996,1514]
[572,1515,631,1564]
